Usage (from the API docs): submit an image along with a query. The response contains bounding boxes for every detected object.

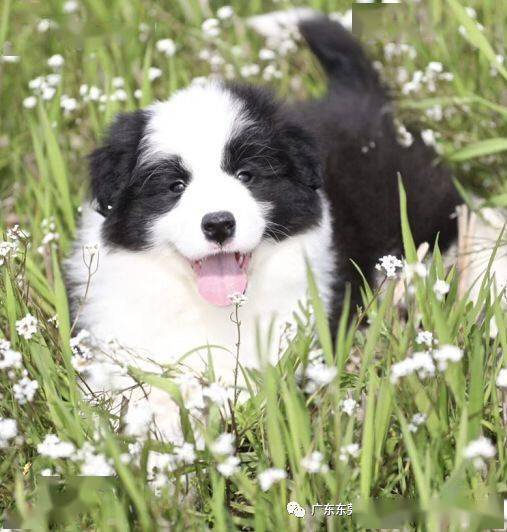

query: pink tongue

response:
[196,254,247,307]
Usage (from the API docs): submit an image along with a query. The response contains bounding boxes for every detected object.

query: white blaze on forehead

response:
[141,82,248,174]
[144,81,268,263]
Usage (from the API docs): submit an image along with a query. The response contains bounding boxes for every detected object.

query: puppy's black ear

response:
[281,124,323,190]
[89,110,147,216]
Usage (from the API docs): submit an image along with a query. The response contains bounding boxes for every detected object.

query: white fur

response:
[67,83,336,442]
[67,202,334,441]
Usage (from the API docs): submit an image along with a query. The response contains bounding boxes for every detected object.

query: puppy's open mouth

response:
[191,252,251,307]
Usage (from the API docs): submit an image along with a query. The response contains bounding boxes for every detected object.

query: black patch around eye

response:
[133,157,190,195]
[102,155,191,250]
[222,130,286,179]
[222,83,324,241]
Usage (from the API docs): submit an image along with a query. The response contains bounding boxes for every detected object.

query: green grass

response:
[1,0,506,530]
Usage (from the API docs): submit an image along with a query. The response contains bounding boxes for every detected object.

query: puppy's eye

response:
[236,171,254,184]
[169,180,186,194]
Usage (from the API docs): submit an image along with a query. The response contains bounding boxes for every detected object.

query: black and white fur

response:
[66,16,504,441]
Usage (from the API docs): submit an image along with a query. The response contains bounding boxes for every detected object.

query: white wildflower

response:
[433,279,450,301]
[339,443,360,462]
[37,19,57,33]
[7,225,29,241]
[259,48,276,61]
[80,452,114,476]
[228,292,247,306]
[13,376,39,404]
[402,70,424,96]
[88,86,102,101]
[63,0,79,13]
[217,6,234,20]
[416,331,435,348]
[202,18,220,38]
[465,6,477,19]
[42,232,59,245]
[148,67,162,81]
[279,38,297,56]
[0,349,21,370]
[426,105,443,121]
[211,433,234,456]
[198,49,211,62]
[340,398,357,416]
[156,38,176,56]
[134,89,142,100]
[301,451,328,473]
[0,418,18,448]
[46,73,62,87]
[496,368,507,389]
[421,129,437,147]
[217,455,240,477]
[111,76,124,89]
[209,53,224,69]
[433,344,463,370]
[390,351,436,384]
[61,96,78,114]
[37,434,76,458]
[240,64,260,78]
[16,314,38,340]
[463,436,495,470]
[47,54,65,69]
[375,255,403,278]
[427,61,443,73]
[408,412,427,432]
[490,54,504,77]
[147,451,177,477]
[262,64,282,81]
[28,76,44,91]
[41,86,56,101]
[0,241,18,265]
[305,363,337,393]
[113,88,127,102]
[174,442,196,464]
[202,382,230,406]
[396,121,414,147]
[258,467,287,491]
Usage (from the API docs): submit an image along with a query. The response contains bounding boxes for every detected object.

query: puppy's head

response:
[90,81,323,306]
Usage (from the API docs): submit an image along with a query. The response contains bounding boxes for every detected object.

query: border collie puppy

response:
[65,16,499,440]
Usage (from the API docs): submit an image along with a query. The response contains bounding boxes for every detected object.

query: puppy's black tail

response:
[299,16,384,94]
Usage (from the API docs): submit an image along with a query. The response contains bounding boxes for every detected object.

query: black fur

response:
[89,110,148,217]
[224,83,323,239]
[297,16,462,321]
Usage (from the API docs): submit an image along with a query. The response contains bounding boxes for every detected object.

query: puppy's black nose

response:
[201,211,236,244]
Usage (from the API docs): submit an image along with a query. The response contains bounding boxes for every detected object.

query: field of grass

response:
[1,0,506,530]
